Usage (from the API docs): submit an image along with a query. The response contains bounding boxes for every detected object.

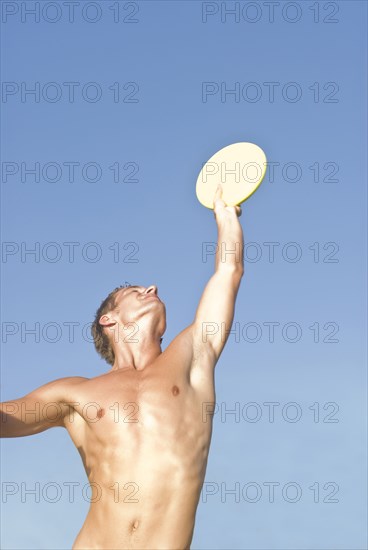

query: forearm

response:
[1,402,32,437]
[215,216,244,272]
[0,400,59,438]
[1,378,80,438]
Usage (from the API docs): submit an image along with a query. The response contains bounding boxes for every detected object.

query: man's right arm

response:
[0,377,86,438]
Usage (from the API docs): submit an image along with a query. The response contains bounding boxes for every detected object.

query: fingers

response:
[213,184,223,209]
[212,185,242,216]
[214,183,223,200]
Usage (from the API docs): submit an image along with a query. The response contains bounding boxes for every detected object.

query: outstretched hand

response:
[213,184,242,222]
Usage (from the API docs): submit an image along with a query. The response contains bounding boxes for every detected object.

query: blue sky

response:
[1,1,367,548]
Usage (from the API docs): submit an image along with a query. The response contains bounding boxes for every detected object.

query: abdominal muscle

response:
[68,359,215,549]
[71,420,211,550]
[72,464,204,550]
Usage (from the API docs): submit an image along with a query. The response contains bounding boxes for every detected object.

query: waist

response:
[86,469,204,509]
[74,489,197,549]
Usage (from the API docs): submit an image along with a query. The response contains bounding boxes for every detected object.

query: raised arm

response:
[191,184,244,369]
[0,377,85,438]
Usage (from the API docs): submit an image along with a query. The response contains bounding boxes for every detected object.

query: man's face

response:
[112,284,166,335]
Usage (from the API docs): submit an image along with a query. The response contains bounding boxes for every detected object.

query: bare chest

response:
[66,363,215,490]
[67,365,213,442]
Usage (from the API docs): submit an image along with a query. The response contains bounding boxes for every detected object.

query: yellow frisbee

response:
[196,142,267,209]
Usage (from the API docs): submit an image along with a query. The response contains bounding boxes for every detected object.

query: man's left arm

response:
[190,185,244,369]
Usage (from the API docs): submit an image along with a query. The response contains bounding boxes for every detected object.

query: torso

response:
[64,332,216,549]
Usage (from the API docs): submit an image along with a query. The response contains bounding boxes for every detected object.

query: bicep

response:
[192,267,243,365]
[1,377,85,437]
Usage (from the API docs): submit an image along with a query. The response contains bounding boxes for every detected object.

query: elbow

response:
[231,263,244,281]
[235,266,244,280]
[217,263,244,277]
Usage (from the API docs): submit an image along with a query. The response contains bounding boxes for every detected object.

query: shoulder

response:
[165,325,194,351]
[58,376,89,385]
[45,376,89,390]
[25,376,89,401]
[162,325,195,361]
[162,325,216,385]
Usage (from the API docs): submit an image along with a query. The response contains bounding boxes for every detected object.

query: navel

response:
[132,520,139,531]
[172,385,180,396]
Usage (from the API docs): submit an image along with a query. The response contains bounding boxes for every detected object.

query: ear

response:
[99,314,116,328]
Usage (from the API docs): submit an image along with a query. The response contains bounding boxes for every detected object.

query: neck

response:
[110,324,162,371]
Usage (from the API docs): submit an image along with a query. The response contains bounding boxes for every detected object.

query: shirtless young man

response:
[1,185,244,549]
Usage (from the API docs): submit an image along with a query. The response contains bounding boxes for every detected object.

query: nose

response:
[145,285,158,296]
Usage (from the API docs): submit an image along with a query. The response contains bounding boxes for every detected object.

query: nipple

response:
[172,385,180,396]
